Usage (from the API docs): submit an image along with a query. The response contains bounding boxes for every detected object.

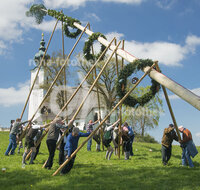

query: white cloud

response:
[102,0,144,4]
[43,0,88,9]
[43,0,144,9]
[0,41,7,55]
[32,20,62,32]
[195,133,200,137]
[185,35,200,54]
[0,0,34,42]
[106,32,125,42]
[101,32,200,66]
[168,88,200,100]
[125,40,186,66]
[156,0,177,10]
[84,13,101,22]
[0,81,30,107]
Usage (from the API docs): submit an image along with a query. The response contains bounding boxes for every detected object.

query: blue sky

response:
[0,0,199,144]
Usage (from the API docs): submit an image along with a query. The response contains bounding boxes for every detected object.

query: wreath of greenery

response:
[83,32,107,61]
[116,59,160,108]
[48,9,82,39]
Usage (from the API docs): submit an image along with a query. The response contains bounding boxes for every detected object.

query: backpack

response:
[104,130,112,141]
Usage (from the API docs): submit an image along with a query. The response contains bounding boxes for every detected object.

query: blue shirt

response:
[64,132,90,157]
[127,126,134,137]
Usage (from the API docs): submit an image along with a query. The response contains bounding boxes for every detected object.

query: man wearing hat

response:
[161,124,179,165]
[60,127,91,174]
[178,126,198,167]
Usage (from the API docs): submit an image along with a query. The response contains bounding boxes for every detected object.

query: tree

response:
[122,86,164,136]
[77,54,121,120]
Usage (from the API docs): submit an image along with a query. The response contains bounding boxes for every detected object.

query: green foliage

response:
[116,59,160,108]
[26,5,81,38]
[77,55,120,114]
[134,133,159,143]
[83,32,107,61]
[26,4,47,24]
[122,86,164,136]
[1,131,200,190]
[47,9,82,39]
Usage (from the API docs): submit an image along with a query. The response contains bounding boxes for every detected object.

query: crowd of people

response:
[4,117,198,176]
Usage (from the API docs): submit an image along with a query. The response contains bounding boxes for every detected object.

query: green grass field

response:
[1,131,200,190]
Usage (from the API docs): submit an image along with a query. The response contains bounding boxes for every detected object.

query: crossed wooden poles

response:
[25,35,116,161]
[19,15,184,176]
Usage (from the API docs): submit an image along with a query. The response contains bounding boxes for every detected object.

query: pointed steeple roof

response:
[34,33,50,66]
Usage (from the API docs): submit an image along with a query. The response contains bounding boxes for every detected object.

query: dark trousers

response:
[129,135,134,156]
[45,139,57,168]
[123,140,131,152]
[59,140,66,165]
[61,150,76,174]
[161,145,172,164]
[33,142,41,160]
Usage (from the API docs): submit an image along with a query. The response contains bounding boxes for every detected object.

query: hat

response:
[178,125,184,131]
[169,124,174,127]
[72,127,80,135]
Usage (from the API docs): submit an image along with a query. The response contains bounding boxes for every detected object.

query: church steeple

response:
[34,33,50,65]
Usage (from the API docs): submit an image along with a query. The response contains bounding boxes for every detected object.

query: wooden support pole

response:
[20,19,59,120]
[155,63,181,141]
[26,38,115,161]
[88,23,104,151]
[52,62,156,176]
[61,10,68,123]
[114,39,121,158]
[18,23,89,142]
[116,39,123,158]
[120,40,125,156]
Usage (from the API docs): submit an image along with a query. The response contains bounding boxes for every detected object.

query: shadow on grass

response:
[2,165,198,190]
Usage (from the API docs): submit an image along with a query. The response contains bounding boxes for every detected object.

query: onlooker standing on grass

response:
[86,119,100,151]
[60,127,91,174]
[103,120,120,160]
[178,126,198,168]
[161,124,179,165]
[5,118,29,156]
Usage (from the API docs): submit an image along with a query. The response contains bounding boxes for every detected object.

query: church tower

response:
[28,33,51,123]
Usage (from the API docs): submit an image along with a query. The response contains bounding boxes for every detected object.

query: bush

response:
[134,133,158,144]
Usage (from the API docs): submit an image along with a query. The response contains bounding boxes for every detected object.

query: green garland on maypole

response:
[26,4,107,58]
[26,4,81,39]
[83,32,107,61]
[116,59,160,108]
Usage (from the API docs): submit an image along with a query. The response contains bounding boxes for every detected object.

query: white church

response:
[28,34,117,130]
